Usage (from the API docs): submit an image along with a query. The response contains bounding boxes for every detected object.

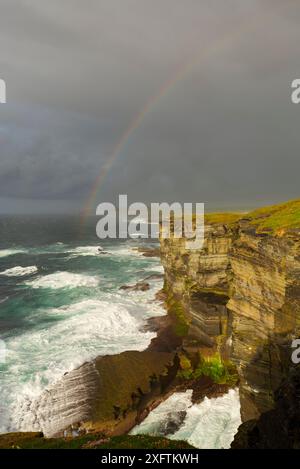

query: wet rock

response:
[119,281,150,292]
[135,247,160,257]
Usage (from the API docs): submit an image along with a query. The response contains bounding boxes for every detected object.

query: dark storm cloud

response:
[0,0,299,213]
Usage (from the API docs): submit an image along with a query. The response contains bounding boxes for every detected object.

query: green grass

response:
[190,199,300,235]
[91,435,194,449]
[177,353,238,386]
[0,432,194,449]
[177,354,194,379]
[193,355,238,385]
[246,199,300,234]
[204,212,242,225]
[0,433,192,449]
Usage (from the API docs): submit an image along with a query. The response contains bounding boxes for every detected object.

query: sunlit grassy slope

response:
[201,199,300,234]
[246,199,300,233]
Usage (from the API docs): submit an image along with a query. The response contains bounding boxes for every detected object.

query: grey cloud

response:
[0,0,299,213]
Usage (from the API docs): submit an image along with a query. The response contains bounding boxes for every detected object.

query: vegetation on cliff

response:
[188,198,300,234]
[246,199,300,234]
[166,295,190,337]
[161,197,300,424]
[178,352,238,386]
[204,212,242,225]
[0,432,194,450]
[2,199,299,448]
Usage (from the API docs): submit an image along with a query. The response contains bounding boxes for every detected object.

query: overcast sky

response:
[0,0,300,214]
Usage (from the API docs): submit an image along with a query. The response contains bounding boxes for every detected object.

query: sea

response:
[0,215,241,448]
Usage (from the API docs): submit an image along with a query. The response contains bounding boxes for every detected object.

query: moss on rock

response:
[177,352,238,386]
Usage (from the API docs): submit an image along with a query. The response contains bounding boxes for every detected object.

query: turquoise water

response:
[0,216,164,432]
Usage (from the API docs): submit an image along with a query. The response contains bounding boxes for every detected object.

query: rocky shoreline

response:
[1,199,300,449]
[18,281,231,439]
[0,271,236,446]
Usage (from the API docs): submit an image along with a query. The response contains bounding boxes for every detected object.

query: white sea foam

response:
[147,264,164,273]
[0,239,167,435]
[0,248,25,258]
[131,388,241,449]
[110,247,143,257]
[25,271,99,289]
[68,245,104,257]
[0,265,38,277]
[0,298,157,433]
[110,244,156,258]
[131,391,193,436]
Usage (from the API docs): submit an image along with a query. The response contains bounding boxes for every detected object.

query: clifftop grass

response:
[191,199,300,235]
[204,212,242,225]
[246,199,300,234]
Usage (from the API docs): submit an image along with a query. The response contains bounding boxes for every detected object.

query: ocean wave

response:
[0,298,156,433]
[110,246,145,257]
[68,245,104,257]
[131,388,241,449]
[0,265,38,277]
[67,244,140,258]
[0,249,25,258]
[147,265,164,273]
[24,271,100,289]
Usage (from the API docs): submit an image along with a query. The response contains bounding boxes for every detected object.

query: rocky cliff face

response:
[231,367,300,449]
[160,201,300,422]
[228,227,300,420]
[160,217,238,357]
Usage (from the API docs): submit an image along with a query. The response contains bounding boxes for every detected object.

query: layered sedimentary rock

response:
[9,200,299,441]
[228,227,300,420]
[160,201,300,422]
[23,350,176,437]
[160,217,238,357]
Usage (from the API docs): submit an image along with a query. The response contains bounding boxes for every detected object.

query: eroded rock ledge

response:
[24,329,178,437]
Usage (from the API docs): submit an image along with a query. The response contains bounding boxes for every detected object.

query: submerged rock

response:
[119,281,150,291]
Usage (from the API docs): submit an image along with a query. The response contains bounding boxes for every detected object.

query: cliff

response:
[160,213,239,357]
[231,367,300,449]
[160,200,300,422]
[2,199,300,448]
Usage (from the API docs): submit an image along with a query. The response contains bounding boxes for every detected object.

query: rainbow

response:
[80,1,292,224]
